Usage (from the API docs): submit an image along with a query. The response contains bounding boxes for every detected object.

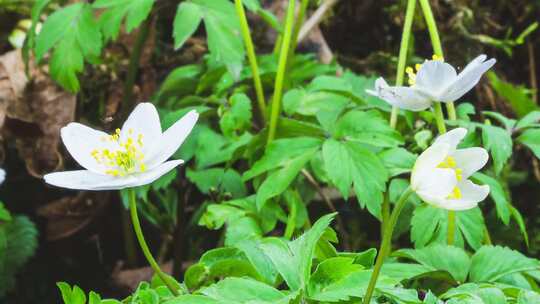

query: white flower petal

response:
[44,170,136,191]
[368,77,432,111]
[61,123,119,174]
[415,60,457,97]
[414,167,457,199]
[460,54,487,74]
[129,160,184,188]
[145,110,198,169]
[452,147,489,179]
[120,102,162,155]
[417,179,489,211]
[0,168,5,185]
[439,57,496,102]
[433,128,467,151]
[411,143,450,189]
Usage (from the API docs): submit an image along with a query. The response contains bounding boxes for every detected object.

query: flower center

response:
[406,54,444,86]
[437,156,463,200]
[91,128,146,177]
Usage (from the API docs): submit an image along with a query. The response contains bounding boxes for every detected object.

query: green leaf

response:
[472,173,510,225]
[200,277,286,303]
[487,72,538,118]
[0,203,11,222]
[307,257,365,302]
[469,246,540,283]
[378,148,417,177]
[244,137,322,180]
[182,0,245,78]
[173,2,203,49]
[516,111,540,129]
[481,125,512,175]
[93,0,154,39]
[322,139,388,218]
[57,282,86,304]
[411,204,485,250]
[187,168,247,198]
[259,213,336,291]
[518,129,540,159]
[157,65,204,100]
[443,283,508,304]
[255,148,317,209]
[334,110,403,148]
[164,295,220,304]
[219,93,253,138]
[394,245,470,283]
[36,3,102,92]
[184,247,263,290]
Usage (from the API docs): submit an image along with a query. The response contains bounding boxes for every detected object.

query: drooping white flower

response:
[367,55,496,111]
[44,103,198,190]
[411,128,490,210]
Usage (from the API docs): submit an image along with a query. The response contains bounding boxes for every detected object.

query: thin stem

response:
[121,207,138,267]
[418,0,456,121]
[447,210,456,245]
[267,0,296,144]
[433,102,447,133]
[287,0,310,64]
[120,18,152,120]
[363,187,414,304]
[128,189,179,296]
[298,0,338,43]
[234,0,267,121]
[284,196,297,239]
[390,0,416,128]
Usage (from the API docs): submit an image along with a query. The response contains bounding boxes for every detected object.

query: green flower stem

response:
[390,0,417,129]
[267,0,296,144]
[128,189,179,296]
[363,187,414,304]
[418,0,456,121]
[447,208,456,245]
[433,102,447,134]
[284,195,297,240]
[234,0,267,122]
[287,0,310,64]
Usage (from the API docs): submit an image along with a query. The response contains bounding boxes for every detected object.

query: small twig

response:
[302,169,351,250]
[532,157,540,183]
[298,0,338,43]
[528,40,538,104]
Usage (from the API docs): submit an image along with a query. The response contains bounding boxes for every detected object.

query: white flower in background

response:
[367,54,496,111]
[411,128,490,210]
[0,168,5,185]
[44,103,198,190]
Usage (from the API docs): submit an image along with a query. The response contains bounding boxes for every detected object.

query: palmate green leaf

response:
[411,204,485,250]
[334,110,403,148]
[469,246,540,283]
[517,129,540,159]
[200,277,287,303]
[35,3,102,92]
[57,282,86,304]
[259,213,335,291]
[481,125,512,175]
[93,0,155,40]
[394,245,470,283]
[322,139,388,218]
[518,290,540,304]
[174,0,245,78]
[515,111,540,129]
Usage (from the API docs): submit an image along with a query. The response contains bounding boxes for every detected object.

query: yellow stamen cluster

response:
[405,54,445,86]
[437,156,463,200]
[92,128,146,177]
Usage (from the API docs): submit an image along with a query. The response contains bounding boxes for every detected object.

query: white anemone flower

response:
[0,168,5,185]
[411,128,490,210]
[367,55,496,111]
[44,103,198,191]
